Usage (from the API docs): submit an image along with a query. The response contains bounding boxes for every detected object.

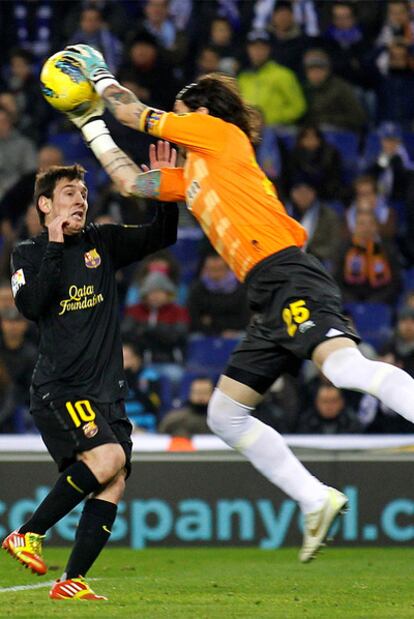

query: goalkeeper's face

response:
[49,178,88,235]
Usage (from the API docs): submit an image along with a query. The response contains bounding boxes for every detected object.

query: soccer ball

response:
[40,51,99,112]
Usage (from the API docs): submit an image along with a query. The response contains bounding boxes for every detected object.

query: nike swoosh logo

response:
[102,525,112,534]
[66,475,84,494]
[309,512,324,537]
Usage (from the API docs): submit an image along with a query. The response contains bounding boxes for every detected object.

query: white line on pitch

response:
[0,578,99,593]
[0,581,55,592]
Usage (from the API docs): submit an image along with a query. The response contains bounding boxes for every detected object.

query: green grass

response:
[0,547,413,618]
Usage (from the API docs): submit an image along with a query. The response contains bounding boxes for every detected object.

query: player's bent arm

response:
[81,120,184,201]
[80,119,162,198]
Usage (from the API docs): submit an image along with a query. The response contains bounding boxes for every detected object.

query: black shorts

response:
[32,398,133,476]
[225,247,360,394]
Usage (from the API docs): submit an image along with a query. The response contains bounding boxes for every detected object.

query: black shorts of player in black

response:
[225,247,360,394]
[33,399,133,477]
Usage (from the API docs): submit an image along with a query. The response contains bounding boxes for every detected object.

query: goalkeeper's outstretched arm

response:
[65,44,157,131]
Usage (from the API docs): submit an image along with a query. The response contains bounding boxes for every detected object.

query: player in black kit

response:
[2,143,178,600]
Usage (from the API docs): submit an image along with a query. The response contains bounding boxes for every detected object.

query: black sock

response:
[65,498,117,579]
[19,461,101,535]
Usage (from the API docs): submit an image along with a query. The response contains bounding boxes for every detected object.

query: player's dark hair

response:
[176,73,260,143]
[34,164,86,225]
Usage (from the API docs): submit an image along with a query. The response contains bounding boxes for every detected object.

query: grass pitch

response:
[0,547,413,619]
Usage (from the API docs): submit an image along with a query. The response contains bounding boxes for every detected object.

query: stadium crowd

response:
[1,0,414,436]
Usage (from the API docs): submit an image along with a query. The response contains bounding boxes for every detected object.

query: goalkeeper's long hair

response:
[176,73,260,144]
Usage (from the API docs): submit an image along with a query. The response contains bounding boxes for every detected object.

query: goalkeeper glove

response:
[64,44,118,95]
[66,95,105,130]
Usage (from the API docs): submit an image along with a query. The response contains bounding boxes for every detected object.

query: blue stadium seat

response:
[403,267,414,293]
[169,227,204,284]
[186,336,240,374]
[402,131,414,160]
[360,131,381,167]
[47,131,92,164]
[323,130,359,183]
[344,302,393,350]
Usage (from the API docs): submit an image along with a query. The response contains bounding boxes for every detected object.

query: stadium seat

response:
[360,131,380,167]
[344,302,393,350]
[186,336,240,374]
[169,227,204,284]
[323,130,359,183]
[47,131,92,164]
[403,267,414,293]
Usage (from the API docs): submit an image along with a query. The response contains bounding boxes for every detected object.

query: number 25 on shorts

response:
[65,399,96,428]
[282,299,310,337]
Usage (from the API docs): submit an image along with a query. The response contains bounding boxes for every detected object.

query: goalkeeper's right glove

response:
[66,95,105,130]
[64,44,118,95]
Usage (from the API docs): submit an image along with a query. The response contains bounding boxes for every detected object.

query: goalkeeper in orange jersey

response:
[63,44,414,562]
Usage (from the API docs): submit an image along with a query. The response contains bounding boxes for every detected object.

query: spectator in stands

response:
[268,0,312,76]
[287,180,344,269]
[364,121,414,203]
[139,0,188,66]
[0,280,14,314]
[238,30,306,126]
[376,1,414,48]
[207,16,240,75]
[0,357,18,433]
[357,346,414,433]
[322,1,372,88]
[375,39,414,127]
[194,46,221,79]
[302,48,366,132]
[159,376,214,437]
[118,33,179,110]
[123,272,189,387]
[0,306,36,416]
[335,210,402,305]
[62,0,128,42]
[284,124,345,201]
[66,5,123,74]
[346,175,396,239]
[125,249,186,307]
[254,374,300,433]
[0,144,63,229]
[122,340,161,433]
[187,253,249,337]
[295,383,363,434]
[0,106,36,200]
[388,306,414,377]
[7,48,49,143]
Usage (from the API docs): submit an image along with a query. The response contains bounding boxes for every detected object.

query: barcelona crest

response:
[84,248,101,269]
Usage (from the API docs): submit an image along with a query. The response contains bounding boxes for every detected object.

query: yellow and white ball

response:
[40,51,98,112]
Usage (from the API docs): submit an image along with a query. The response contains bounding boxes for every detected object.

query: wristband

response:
[82,120,117,157]
[94,77,119,97]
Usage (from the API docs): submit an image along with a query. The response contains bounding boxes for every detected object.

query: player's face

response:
[50,178,88,235]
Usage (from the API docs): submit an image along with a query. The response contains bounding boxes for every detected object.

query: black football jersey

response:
[10,204,178,409]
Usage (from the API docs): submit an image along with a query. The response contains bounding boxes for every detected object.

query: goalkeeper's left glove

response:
[64,44,118,95]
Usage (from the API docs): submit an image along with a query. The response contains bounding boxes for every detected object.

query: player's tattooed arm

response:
[100,147,161,199]
[102,84,152,130]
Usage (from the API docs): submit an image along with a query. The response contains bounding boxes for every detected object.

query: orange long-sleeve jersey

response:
[139,109,307,282]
